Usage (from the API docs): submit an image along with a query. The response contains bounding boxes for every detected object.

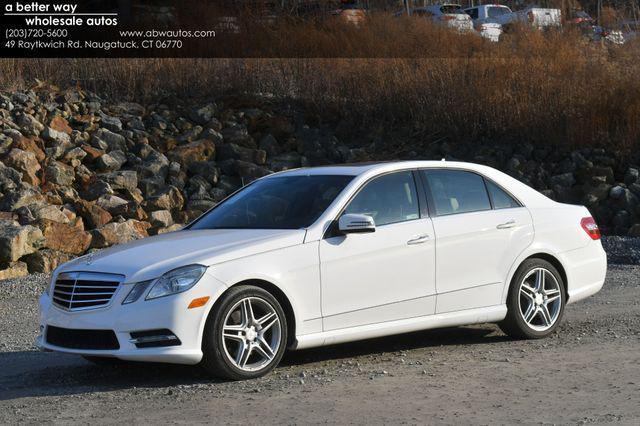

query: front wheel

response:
[499,258,566,339]
[201,285,287,380]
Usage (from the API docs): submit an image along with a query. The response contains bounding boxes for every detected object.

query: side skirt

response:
[293,304,507,350]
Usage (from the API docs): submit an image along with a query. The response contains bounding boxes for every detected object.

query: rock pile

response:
[0,86,357,278]
[0,85,638,279]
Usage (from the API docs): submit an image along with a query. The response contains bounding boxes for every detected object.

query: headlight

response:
[145,265,207,300]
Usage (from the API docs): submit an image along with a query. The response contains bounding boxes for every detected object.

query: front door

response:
[319,170,437,331]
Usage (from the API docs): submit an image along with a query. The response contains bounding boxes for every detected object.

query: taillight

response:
[580,217,601,240]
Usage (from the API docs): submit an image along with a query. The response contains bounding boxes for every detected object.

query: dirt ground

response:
[0,265,639,425]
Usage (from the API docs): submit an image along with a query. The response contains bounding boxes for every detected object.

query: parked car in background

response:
[618,20,639,42]
[475,21,502,42]
[589,25,625,45]
[398,4,474,33]
[37,161,607,380]
[464,4,561,30]
[331,0,366,26]
[565,9,625,45]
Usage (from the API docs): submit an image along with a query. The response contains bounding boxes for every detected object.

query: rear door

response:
[420,169,533,314]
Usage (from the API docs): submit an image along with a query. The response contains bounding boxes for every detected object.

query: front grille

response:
[46,325,120,350]
[52,272,123,311]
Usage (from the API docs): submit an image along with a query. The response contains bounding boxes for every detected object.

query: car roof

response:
[270,160,556,208]
[272,160,493,177]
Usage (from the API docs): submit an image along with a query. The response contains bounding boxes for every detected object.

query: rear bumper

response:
[559,240,607,304]
[37,271,228,365]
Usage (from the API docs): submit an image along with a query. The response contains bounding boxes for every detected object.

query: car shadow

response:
[282,325,507,366]
[0,325,508,401]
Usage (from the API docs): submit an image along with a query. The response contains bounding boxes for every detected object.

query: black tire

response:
[200,285,287,380]
[499,258,566,339]
[82,355,127,366]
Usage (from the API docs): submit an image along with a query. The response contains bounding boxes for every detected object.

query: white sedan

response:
[38,161,607,380]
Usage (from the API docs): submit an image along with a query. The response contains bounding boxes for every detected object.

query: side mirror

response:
[338,213,376,234]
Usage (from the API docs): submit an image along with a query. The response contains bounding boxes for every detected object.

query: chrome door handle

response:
[497,219,516,229]
[407,234,430,245]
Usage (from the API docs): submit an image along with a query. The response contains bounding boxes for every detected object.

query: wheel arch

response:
[503,249,570,303]
[215,279,297,349]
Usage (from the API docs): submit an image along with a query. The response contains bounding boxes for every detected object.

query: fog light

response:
[129,329,181,348]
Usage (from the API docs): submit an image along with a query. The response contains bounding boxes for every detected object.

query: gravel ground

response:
[0,240,639,425]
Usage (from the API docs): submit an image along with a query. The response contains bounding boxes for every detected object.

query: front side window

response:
[423,170,491,216]
[466,8,479,19]
[344,171,420,226]
[486,180,521,209]
[189,175,353,230]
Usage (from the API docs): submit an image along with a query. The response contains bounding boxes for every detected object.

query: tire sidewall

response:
[205,286,288,380]
[508,259,566,339]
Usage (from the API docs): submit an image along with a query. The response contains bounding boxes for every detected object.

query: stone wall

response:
[0,86,637,278]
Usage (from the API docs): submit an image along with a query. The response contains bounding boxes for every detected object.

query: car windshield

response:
[188,175,354,230]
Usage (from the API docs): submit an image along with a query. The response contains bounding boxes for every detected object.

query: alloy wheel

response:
[221,296,282,372]
[518,268,562,332]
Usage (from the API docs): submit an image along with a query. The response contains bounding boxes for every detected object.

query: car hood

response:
[56,229,307,283]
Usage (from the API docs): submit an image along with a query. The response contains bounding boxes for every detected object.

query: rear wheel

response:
[499,258,566,339]
[201,285,287,380]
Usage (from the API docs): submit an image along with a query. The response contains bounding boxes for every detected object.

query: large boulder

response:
[75,199,113,228]
[96,150,127,171]
[91,219,151,248]
[0,261,29,280]
[42,126,71,145]
[217,143,267,165]
[95,194,129,214]
[45,161,75,186]
[0,220,45,262]
[23,249,74,274]
[145,186,185,212]
[189,104,217,125]
[17,203,70,224]
[149,209,174,228]
[98,170,137,192]
[0,184,44,211]
[167,139,215,168]
[12,135,46,162]
[99,113,123,132]
[221,124,255,148]
[93,128,127,152]
[4,148,41,185]
[49,116,73,135]
[36,219,92,255]
[0,161,24,192]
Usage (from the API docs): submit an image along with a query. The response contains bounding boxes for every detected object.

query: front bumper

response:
[37,271,228,365]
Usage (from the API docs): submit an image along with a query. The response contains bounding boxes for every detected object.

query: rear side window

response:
[486,180,521,209]
[345,171,420,226]
[423,170,491,216]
